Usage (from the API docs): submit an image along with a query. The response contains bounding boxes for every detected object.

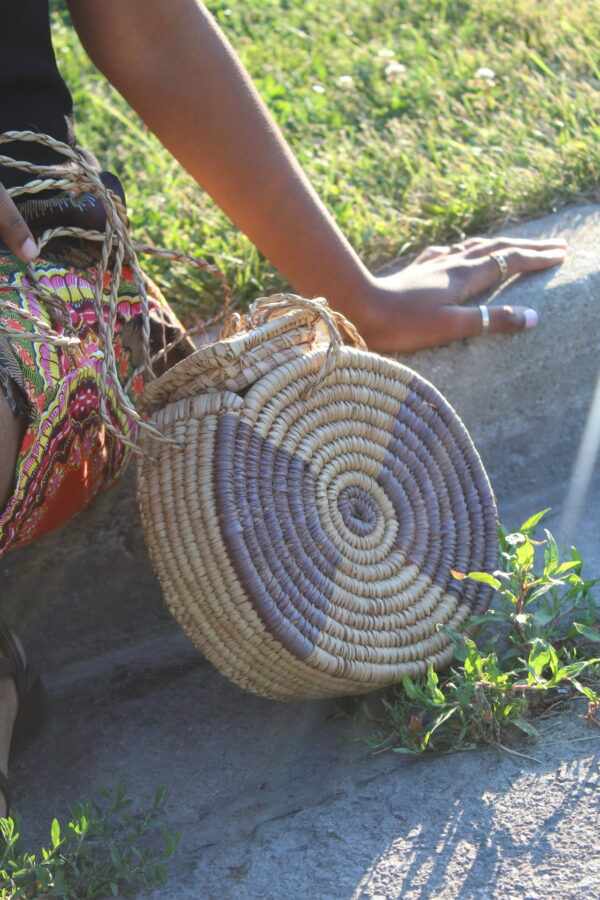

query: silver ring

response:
[490,251,508,281]
[479,304,490,334]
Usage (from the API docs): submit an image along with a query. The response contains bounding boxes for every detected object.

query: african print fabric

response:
[0,252,187,557]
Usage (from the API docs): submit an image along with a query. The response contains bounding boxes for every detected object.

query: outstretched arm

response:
[65,0,566,351]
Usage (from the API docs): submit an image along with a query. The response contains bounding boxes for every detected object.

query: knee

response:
[0,389,25,510]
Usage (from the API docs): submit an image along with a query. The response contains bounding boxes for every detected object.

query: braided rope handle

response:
[0,131,231,453]
[221,292,366,396]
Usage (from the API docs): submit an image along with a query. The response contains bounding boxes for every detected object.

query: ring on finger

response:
[490,251,509,281]
[450,242,466,252]
[479,304,490,335]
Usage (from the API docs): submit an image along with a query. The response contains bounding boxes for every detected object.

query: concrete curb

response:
[3,204,600,899]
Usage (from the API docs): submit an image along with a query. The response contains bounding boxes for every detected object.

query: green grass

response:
[49,0,600,321]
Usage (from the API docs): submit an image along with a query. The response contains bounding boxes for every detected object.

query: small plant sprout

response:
[0,785,179,899]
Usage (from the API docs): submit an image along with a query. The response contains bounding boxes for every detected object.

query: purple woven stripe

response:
[412,379,498,612]
[338,485,381,536]
[400,375,496,608]
[215,415,341,662]
[255,432,337,608]
[383,412,449,582]
[411,376,493,597]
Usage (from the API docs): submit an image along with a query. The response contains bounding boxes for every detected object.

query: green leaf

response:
[498,523,508,550]
[516,538,535,570]
[426,666,445,703]
[532,606,557,627]
[553,560,581,576]
[571,546,583,567]
[428,706,459,733]
[528,639,558,678]
[569,678,600,702]
[572,623,600,643]
[543,529,559,574]
[401,675,423,701]
[468,612,504,627]
[50,818,61,849]
[513,718,540,739]
[526,583,554,604]
[519,509,550,533]
[465,571,502,590]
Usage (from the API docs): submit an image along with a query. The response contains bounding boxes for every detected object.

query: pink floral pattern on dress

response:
[0,254,186,556]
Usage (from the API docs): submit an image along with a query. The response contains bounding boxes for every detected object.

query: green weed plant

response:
[0,786,178,899]
[354,510,600,756]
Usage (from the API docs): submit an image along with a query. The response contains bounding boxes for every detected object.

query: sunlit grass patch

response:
[49,0,599,314]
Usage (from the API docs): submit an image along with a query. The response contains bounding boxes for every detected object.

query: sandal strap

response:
[0,769,11,817]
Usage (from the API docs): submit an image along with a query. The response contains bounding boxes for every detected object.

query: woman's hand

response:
[353,236,567,353]
[0,182,37,262]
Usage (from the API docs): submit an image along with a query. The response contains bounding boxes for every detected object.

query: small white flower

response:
[475,66,495,80]
[377,48,396,59]
[385,62,406,78]
[336,75,355,90]
[313,84,325,94]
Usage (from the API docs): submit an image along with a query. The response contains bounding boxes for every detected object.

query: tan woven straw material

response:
[0,132,497,700]
[137,296,498,701]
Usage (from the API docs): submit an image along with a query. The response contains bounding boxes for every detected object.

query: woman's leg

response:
[0,387,24,511]
[0,389,25,816]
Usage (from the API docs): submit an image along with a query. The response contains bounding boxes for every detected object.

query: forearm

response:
[66,0,373,314]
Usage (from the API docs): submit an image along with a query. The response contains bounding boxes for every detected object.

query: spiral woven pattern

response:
[137,345,497,700]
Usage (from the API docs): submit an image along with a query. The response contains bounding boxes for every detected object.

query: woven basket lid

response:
[140,307,319,412]
[136,299,498,701]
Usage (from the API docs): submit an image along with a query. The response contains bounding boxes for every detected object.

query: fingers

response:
[460,236,568,257]
[412,246,451,265]
[0,183,37,261]
[485,245,566,289]
[451,244,566,300]
[439,303,539,342]
[411,236,567,278]
[412,241,476,265]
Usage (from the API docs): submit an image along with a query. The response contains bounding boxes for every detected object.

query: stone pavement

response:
[2,205,599,899]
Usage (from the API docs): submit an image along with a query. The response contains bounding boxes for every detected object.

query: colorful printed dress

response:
[0,245,188,557]
[0,0,190,557]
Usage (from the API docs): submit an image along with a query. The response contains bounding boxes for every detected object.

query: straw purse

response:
[136,294,498,701]
[0,133,496,701]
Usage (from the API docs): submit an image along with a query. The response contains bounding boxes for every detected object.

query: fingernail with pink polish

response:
[524,309,539,329]
[20,237,38,261]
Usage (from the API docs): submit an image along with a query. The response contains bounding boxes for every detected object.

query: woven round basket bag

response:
[136,295,498,701]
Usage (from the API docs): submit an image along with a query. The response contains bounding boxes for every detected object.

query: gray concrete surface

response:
[2,204,600,899]
[395,204,600,506]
